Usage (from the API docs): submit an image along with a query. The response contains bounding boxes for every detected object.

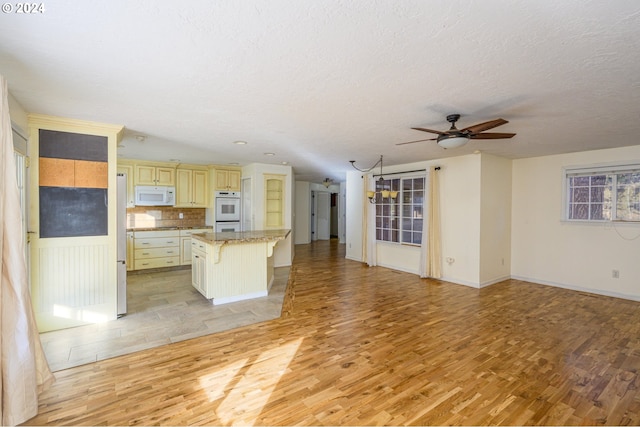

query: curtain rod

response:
[372,167,439,178]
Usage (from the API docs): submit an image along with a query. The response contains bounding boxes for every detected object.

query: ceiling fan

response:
[397,114,516,149]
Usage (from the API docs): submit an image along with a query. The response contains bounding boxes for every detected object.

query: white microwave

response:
[135,186,175,206]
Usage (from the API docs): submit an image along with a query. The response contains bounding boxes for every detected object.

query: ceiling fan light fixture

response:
[437,134,469,149]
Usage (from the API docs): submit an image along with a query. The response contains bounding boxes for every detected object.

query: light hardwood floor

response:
[25,240,640,425]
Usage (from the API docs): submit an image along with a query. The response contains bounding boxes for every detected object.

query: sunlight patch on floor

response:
[198,337,303,426]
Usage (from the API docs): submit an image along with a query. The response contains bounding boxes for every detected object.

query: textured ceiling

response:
[1,0,639,183]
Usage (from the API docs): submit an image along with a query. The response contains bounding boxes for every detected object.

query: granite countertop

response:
[128,226,213,232]
[191,229,291,244]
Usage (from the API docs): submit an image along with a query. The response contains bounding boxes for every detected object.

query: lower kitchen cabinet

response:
[179,228,211,265]
[191,239,208,296]
[133,230,180,270]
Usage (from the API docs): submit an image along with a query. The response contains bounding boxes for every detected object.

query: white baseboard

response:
[511,275,640,302]
[212,290,268,305]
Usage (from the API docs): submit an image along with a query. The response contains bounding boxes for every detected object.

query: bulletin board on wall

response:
[38,129,109,238]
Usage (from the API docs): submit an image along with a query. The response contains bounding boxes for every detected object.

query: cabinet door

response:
[192,170,209,207]
[228,170,241,191]
[135,165,156,185]
[175,169,193,207]
[155,167,175,186]
[191,250,207,296]
[181,236,192,265]
[215,169,229,190]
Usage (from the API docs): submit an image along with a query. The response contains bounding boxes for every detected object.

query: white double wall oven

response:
[214,191,241,232]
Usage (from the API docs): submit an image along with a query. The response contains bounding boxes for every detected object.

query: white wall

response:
[511,145,640,301]
[344,156,487,286]
[345,170,364,261]
[294,181,311,244]
[437,155,482,286]
[479,154,512,286]
[8,92,28,132]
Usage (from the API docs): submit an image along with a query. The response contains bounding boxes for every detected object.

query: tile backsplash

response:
[126,207,206,229]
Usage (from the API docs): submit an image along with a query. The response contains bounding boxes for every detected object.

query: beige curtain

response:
[365,174,377,267]
[420,167,442,278]
[1,75,55,426]
[361,175,368,262]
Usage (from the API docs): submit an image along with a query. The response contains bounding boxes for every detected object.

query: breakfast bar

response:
[190,229,291,305]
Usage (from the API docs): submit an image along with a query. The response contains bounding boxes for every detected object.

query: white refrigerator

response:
[117,173,127,316]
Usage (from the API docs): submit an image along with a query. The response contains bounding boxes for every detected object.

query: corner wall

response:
[511,145,640,300]
[479,154,512,286]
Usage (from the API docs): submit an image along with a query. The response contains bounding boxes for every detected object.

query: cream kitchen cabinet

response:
[179,228,211,265]
[214,168,241,191]
[176,168,208,208]
[190,240,208,297]
[135,164,175,186]
[133,230,180,270]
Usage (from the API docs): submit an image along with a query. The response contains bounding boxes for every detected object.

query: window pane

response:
[591,186,605,203]
[574,176,590,186]
[572,204,589,219]
[573,188,589,203]
[590,204,604,220]
[615,172,640,221]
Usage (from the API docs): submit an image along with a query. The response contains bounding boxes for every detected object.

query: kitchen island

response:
[190,229,291,305]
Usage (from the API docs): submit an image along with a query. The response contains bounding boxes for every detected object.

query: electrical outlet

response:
[179,213,184,219]
[612,269,620,279]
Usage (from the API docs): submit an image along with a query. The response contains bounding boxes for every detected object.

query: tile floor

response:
[39,266,290,372]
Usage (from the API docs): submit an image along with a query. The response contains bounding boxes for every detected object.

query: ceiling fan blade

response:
[460,118,508,134]
[469,132,516,139]
[411,127,446,135]
[396,137,437,146]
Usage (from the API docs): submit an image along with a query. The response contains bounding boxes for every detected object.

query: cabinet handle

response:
[142,263,149,266]
[167,251,174,254]
[167,261,174,264]
[167,240,175,244]
[141,242,150,245]
[142,252,149,255]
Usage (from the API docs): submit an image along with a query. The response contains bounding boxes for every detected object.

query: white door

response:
[316,191,330,240]
[241,177,252,231]
[28,118,121,332]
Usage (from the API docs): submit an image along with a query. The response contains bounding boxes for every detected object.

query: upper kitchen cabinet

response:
[176,167,208,208]
[135,164,175,186]
[214,168,241,191]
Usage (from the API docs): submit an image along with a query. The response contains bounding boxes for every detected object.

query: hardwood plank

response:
[23,239,640,426]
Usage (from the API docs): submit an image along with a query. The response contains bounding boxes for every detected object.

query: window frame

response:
[563,163,640,223]
[374,173,426,246]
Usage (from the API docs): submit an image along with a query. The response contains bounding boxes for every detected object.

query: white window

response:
[565,164,640,222]
[375,175,425,245]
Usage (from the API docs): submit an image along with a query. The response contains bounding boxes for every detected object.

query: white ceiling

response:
[2,0,640,183]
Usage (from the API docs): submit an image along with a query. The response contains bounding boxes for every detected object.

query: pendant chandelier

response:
[349,155,398,204]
